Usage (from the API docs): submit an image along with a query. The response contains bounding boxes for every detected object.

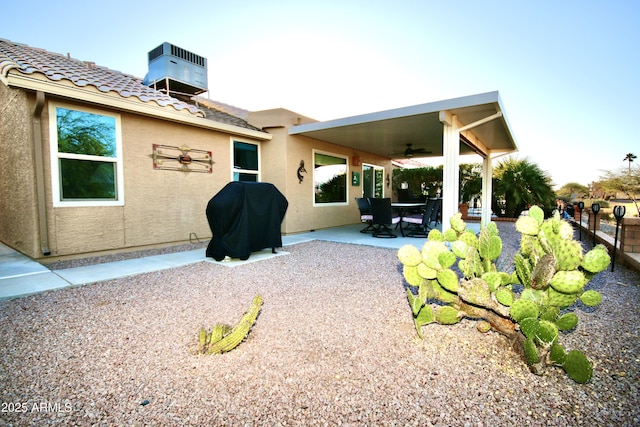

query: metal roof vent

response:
[143,42,208,95]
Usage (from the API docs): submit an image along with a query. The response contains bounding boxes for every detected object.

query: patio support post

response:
[439,111,460,232]
[481,155,493,227]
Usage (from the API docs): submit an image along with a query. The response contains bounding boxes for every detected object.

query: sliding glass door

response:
[362,164,384,199]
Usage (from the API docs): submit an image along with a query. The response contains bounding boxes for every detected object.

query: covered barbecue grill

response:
[205,182,288,261]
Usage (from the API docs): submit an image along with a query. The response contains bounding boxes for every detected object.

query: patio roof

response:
[289,91,519,229]
[289,91,517,159]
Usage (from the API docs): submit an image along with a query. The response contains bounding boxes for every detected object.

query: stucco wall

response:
[0,86,39,256]
[120,113,231,247]
[249,108,395,235]
[37,99,261,259]
[282,133,395,233]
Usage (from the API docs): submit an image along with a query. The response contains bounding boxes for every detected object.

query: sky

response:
[3,0,638,189]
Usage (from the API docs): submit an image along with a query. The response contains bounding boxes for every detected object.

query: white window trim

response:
[48,102,124,207]
[230,138,261,182]
[312,149,349,207]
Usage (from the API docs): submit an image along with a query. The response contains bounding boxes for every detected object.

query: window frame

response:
[312,150,349,206]
[48,102,124,207]
[231,139,261,182]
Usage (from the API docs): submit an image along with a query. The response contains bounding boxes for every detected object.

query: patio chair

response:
[355,197,375,233]
[403,198,441,237]
[369,197,401,238]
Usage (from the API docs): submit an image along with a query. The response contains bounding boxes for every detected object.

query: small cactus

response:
[197,295,263,355]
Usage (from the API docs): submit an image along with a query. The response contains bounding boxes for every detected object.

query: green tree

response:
[392,166,443,198]
[459,163,483,204]
[556,182,589,201]
[492,157,555,218]
[598,165,640,216]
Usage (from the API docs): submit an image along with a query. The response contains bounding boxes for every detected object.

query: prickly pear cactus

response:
[197,295,263,354]
[398,207,610,383]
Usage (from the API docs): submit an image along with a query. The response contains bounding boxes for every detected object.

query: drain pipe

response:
[33,90,51,256]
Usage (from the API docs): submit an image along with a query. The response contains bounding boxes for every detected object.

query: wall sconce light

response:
[352,155,360,166]
[386,174,390,188]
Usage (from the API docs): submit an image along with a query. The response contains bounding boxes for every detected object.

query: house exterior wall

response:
[1,88,393,260]
[3,92,268,260]
[0,85,40,257]
[248,109,395,235]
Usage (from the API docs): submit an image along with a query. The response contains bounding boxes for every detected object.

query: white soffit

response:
[289,91,518,158]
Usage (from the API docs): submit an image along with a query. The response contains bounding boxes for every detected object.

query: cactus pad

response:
[549,270,586,294]
[548,287,578,308]
[459,230,479,248]
[438,251,457,269]
[495,287,515,306]
[427,228,445,242]
[528,205,545,224]
[398,245,423,266]
[450,213,467,233]
[581,245,611,273]
[520,288,548,306]
[403,265,424,287]
[422,240,449,270]
[436,268,459,293]
[443,228,458,242]
[519,317,540,339]
[562,350,593,384]
[481,272,502,292]
[435,305,462,325]
[580,289,603,307]
[431,279,457,303]
[479,232,502,261]
[451,240,469,259]
[415,304,435,331]
[524,337,539,365]
[510,299,539,323]
[536,320,559,345]
[417,263,438,280]
[515,215,540,236]
[530,253,556,290]
[554,239,583,271]
[514,253,532,287]
[555,312,579,331]
[550,343,567,365]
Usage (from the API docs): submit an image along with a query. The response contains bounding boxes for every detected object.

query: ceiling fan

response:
[403,143,431,158]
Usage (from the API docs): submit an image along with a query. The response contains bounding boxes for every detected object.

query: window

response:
[313,151,347,204]
[233,140,259,182]
[49,104,124,207]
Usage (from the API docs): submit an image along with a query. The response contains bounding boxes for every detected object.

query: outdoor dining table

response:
[391,202,424,237]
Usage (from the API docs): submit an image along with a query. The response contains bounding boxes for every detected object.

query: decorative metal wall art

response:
[297,160,307,183]
[152,144,213,173]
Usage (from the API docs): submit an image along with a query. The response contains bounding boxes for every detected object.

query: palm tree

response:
[623,153,637,173]
[492,157,555,218]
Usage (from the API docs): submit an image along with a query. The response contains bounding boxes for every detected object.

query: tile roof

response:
[0,38,262,132]
[0,38,204,115]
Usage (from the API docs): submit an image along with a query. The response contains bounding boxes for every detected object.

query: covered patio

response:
[289,91,518,230]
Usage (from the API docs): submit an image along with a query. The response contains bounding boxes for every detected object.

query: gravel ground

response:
[1,222,639,426]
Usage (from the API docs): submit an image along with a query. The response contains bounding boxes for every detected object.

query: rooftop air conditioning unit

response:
[143,42,208,95]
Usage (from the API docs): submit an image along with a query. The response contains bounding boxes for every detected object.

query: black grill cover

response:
[206,182,288,261]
